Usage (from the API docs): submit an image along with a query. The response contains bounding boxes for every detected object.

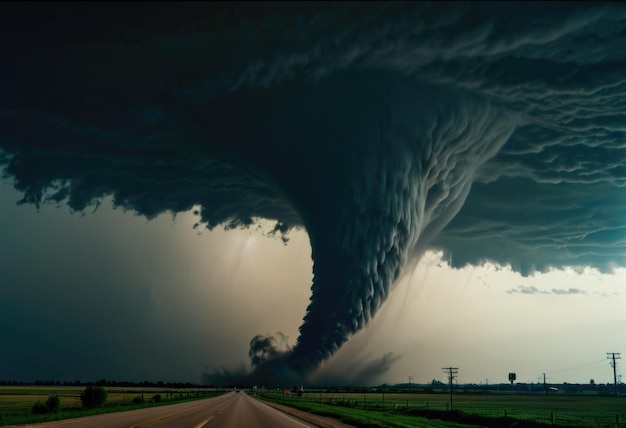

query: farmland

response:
[257,390,626,427]
[0,385,227,426]
[3,385,626,427]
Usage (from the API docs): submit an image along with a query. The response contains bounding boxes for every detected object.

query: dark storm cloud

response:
[1,2,625,383]
[434,177,626,275]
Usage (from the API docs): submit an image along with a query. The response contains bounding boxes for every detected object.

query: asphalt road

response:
[12,392,319,428]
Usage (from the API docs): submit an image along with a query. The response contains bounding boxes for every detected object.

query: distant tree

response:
[590,379,595,385]
[80,386,107,409]
[31,394,61,414]
[46,394,61,413]
[32,401,48,414]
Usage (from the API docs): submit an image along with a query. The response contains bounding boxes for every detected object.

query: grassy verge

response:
[255,392,626,428]
[256,394,483,428]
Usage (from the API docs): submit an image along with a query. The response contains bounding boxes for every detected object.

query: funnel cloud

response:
[2,3,625,384]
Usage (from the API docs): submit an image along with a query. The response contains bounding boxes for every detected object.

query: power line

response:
[546,357,607,375]
[607,353,621,396]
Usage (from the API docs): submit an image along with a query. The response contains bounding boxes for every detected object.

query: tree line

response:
[0,379,213,388]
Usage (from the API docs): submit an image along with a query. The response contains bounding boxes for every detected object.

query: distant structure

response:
[538,373,550,395]
[509,372,516,394]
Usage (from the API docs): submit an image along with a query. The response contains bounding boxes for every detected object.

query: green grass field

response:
[0,385,227,426]
[258,391,626,427]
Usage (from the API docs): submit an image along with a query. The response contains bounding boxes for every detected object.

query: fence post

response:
[551,412,554,427]
[616,414,619,428]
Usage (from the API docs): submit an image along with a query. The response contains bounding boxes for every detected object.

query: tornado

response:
[205,74,517,381]
[288,91,515,375]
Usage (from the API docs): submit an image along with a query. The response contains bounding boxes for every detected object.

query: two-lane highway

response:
[11,392,319,428]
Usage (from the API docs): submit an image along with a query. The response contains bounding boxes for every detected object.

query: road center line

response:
[194,416,212,428]
[127,413,175,428]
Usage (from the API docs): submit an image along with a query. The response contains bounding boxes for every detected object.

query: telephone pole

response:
[408,376,413,391]
[607,353,621,396]
[538,373,550,395]
[442,367,458,410]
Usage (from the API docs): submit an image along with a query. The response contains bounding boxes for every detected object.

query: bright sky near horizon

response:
[1,2,625,387]
[2,183,624,386]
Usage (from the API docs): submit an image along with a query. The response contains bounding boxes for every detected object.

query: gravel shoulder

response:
[260,399,357,428]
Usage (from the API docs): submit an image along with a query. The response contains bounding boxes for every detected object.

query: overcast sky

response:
[1,2,625,386]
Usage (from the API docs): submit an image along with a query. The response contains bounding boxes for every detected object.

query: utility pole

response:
[408,376,413,392]
[538,373,550,395]
[442,367,458,410]
[607,353,621,396]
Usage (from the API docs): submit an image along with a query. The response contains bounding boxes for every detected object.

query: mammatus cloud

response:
[1,3,625,384]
